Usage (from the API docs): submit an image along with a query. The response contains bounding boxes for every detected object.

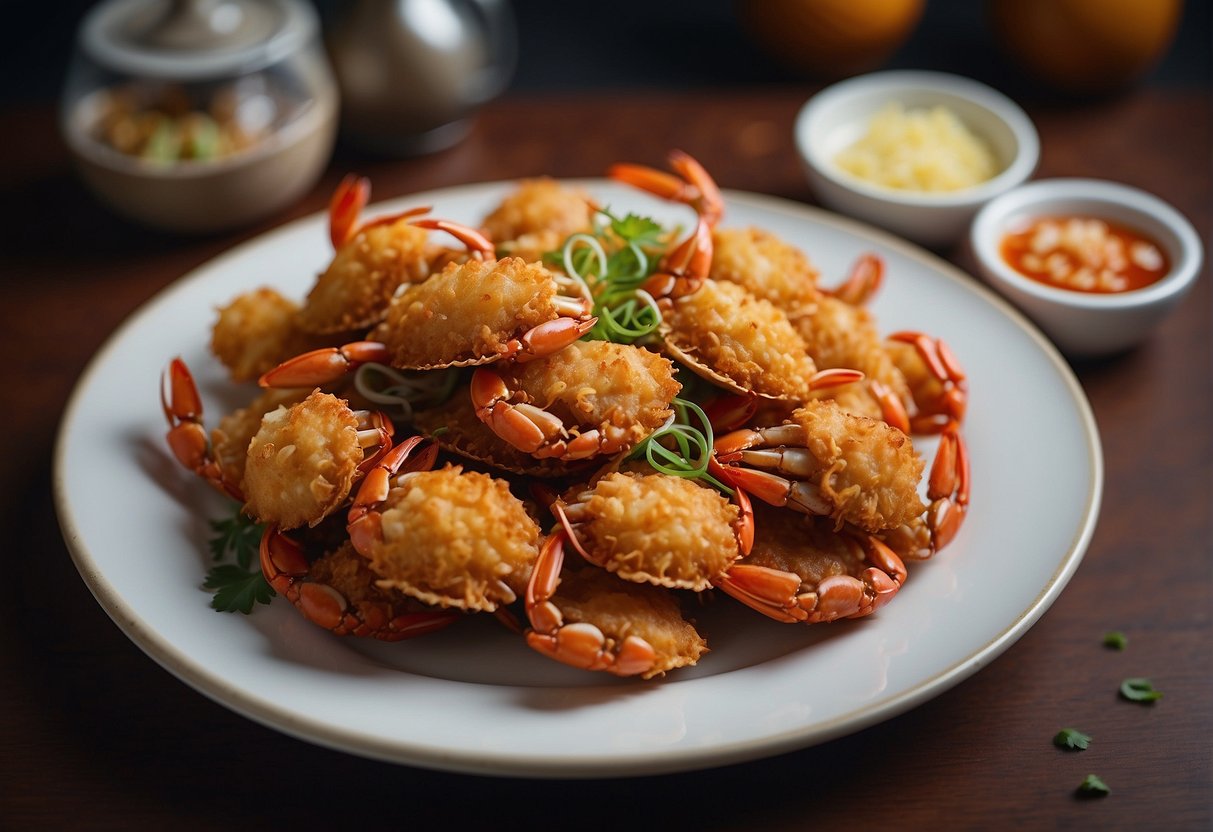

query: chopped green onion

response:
[353,363,459,423]
[1119,677,1162,703]
[628,398,731,495]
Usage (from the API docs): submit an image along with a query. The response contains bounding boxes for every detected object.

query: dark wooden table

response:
[2,86,1208,830]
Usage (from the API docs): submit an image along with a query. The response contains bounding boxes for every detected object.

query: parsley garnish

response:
[1076,774,1110,797]
[204,564,276,614]
[1119,677,1163,703]
[204,504,274,614]
[1053,728,1091,750]
[1102,630,1128,650]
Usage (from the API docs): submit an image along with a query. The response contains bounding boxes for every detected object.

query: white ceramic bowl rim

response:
[970,178,1203,310]
[796,70,1040,208]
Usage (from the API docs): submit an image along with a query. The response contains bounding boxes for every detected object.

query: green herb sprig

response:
[1119,677,1163,703]
[1053,728,1091,750]
[204,505,274,614]
[1076,774,1110,797]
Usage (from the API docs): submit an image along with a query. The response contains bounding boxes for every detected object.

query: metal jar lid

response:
[78,0,318,80]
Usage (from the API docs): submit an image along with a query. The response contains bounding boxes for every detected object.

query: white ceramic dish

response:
[54,181,1101,778]
[970,178,1203,358]
[795,70,1039,248]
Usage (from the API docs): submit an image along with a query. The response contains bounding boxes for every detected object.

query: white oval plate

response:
[54,181,1102,778]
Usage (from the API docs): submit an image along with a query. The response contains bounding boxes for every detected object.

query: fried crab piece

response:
[717,505,907,624]
[480,177,595,263]
[884,332,968,434]
[210,387,309,490]
[259,257,596,388]
[708,226,822,315]
[242,390,393,530]
[715,399,926,533]
[796,294,913,432]
[350,452,541,612]
[209,288,334,383]
[663,278,836,402]
[470,339,680,462]
[260,528,460,640]
[297,175,492,334]
[525,531,708,679]
[555,471,743,591]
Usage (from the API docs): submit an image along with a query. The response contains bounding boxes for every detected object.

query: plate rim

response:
[52,180,1104,777]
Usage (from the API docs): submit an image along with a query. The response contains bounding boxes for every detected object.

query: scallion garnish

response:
[628,398,731,495]
[353,362,459,423]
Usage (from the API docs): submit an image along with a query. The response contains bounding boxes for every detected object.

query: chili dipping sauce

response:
[1000,215,1169,294]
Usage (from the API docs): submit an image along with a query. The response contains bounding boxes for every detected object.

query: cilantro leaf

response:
[1119,677,1163,703]
[1053,728,1091,750]
[207,509,263,570]
[1102,630,1128,650]
[204,564,275,614]
[1076,774,1110,797]
[609,212,664,245]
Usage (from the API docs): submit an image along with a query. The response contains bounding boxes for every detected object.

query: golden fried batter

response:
[665,278,818,400]
[505,340,680,453]
[790,400,925,531]
[549,566,707,679]
[563,472,739,590]
[211,388,308,490]
[298,220,433,334]
[369,466,540,611]
[481,178,594,247]
[210,288,329,383]
[242,390,362,529]
[745,504,867,588]
[374,257,560,369]
[710,226,821,314]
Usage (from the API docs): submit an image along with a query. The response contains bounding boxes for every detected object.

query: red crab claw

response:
[409,217,496,259]
[708,456,754,557]
[825,253,885,306]
[346,435,438,557]
[641,214,714,301]
[704,393,760,434]
[608,149,725,227]
[868,379,912,436]
[260,524,459,641]
[926,419,970,552]
[715,529,906,624]
[160,357,243,500]
[329,174,371,249]
[258,341,392,389]
[888,331,968,433]
[524,530,658,677]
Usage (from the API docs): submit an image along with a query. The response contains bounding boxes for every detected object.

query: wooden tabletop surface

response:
[1,86,1208,830]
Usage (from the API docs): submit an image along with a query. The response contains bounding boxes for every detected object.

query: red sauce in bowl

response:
[1000,215,1169,294]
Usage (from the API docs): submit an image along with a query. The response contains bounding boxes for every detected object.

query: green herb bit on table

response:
[205,504,274,614]
[1102,630,1128,650]
[1053,728,1091,750]
[1119,677,1163,703]
[1076,774,1110,797]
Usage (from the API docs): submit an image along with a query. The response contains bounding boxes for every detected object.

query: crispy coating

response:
[549,566,707,679]
[211,388,308,489]
[709,226,821,314]
[242,390,362,529]
[481,178,594,247]
[210,288,331,383]
[745,504,871,589]
[369,466,540,611]
[307,541,447,632]
[789,400,925,531]
[665,278,818,400]
[298,220,433,334]
[884,338,950,419]
[504,340,680,453]
[373,257,560,368]
[563,472,740,590]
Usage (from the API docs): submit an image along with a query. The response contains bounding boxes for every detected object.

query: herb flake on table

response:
[1102,630,1128,650]
[1076,774,1110,797]
[1053,728,1091,750]
[1119,677,1163,703]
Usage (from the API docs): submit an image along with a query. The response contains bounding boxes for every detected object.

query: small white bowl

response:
[970,179,1202,358]
[795,70,1039,248]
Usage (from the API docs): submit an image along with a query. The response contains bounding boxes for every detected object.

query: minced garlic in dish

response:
[834,102,999,193]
